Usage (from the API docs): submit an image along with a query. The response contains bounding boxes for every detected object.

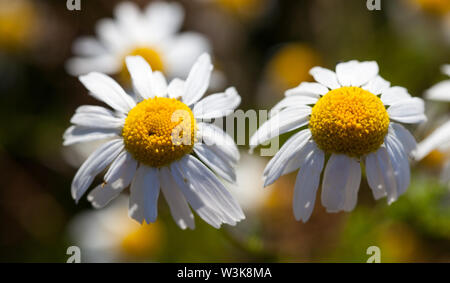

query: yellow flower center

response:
[120,46,164,83]
[420,149,446,169]
[216,0,267,18]
[309,87,389,157]
[413,0,450,15]
[120,221,163,259]
[0,0,36,50]
[269,43,321,89]
[122,97,196,167]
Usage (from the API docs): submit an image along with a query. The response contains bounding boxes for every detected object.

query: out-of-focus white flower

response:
[66,1,211,80]
[251,60,426,222]
[414,65,450,184]
[63,53,245,229]
[68,196,163,262]
[228,151,272,213]
[425,64,450,102]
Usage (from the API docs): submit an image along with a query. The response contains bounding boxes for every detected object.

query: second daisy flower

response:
[250,60,426,222]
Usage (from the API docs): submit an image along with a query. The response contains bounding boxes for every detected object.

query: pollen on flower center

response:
[122,97,196,167]
[120,46,164,82]
[309,86,389,157]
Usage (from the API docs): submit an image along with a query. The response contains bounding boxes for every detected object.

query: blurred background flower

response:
[414,65,450,186]
[66,1,211,82]
[0,0,38,52]
[0,0,449,262]
[68,197,164,262]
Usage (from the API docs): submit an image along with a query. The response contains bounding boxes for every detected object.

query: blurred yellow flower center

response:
[120,47,164,82]
[420,149,445,169]
[269,44,321,89]
[309,87,389,157]
[0,0,36,50]
[218,0,258,10]
[217,0,264,17]
[122,97,196,167]
[414,0,450,15]
[120,222,162,258]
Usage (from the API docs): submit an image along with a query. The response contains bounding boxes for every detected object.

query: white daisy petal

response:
[249,107,311,149]
[380,86,411,105]
[144,1,184,40]
[179,156,245,224]
[263,129,312,187]
[388,97,427,124]
[390,122,417,155]
[70,106,124,129]
[293,144,325,222]
[385,133,410,196]
[164,33,211,79]
[65,56,120,76]
[285,82,329,97]
[373,146,398,204]
[336,60,379,87]
[74,105,115,116]
[170,161,223,228]
[63,126,120,146]
[95,18,124,53]
[72,36,105,57]
[87,154,137,209]
[193,87,241,119]
[414,120,450,161]
[159,167,195,230]
[79,72,136,113]
[342,159,362,212]
[125,56,154,99]
[108,156,138,191]
[309,67,340,89]
[129,165,160,224]
[103,151,137,186]
[197,123,240,163]
[87,184,122,209]
[425,80,450,102]
[282,140,316,175]
[71,139,124,202]
[167,78,185,99]
[194,143,236,183]
[321,154,359,212]
[365,152,387,200]
[269,96,318,117]
[114,2,143,42]
[363,76,391,95]
[151,71,168,97]
[182,53,213,106]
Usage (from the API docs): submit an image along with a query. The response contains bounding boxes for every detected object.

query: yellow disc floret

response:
[309,86,389,157]
[122,97,196,167]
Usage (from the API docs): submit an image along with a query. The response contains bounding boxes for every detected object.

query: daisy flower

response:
[63,53,245,229]
[414,64,450,184]
[66,1,210,80]
[250,60,426,222]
